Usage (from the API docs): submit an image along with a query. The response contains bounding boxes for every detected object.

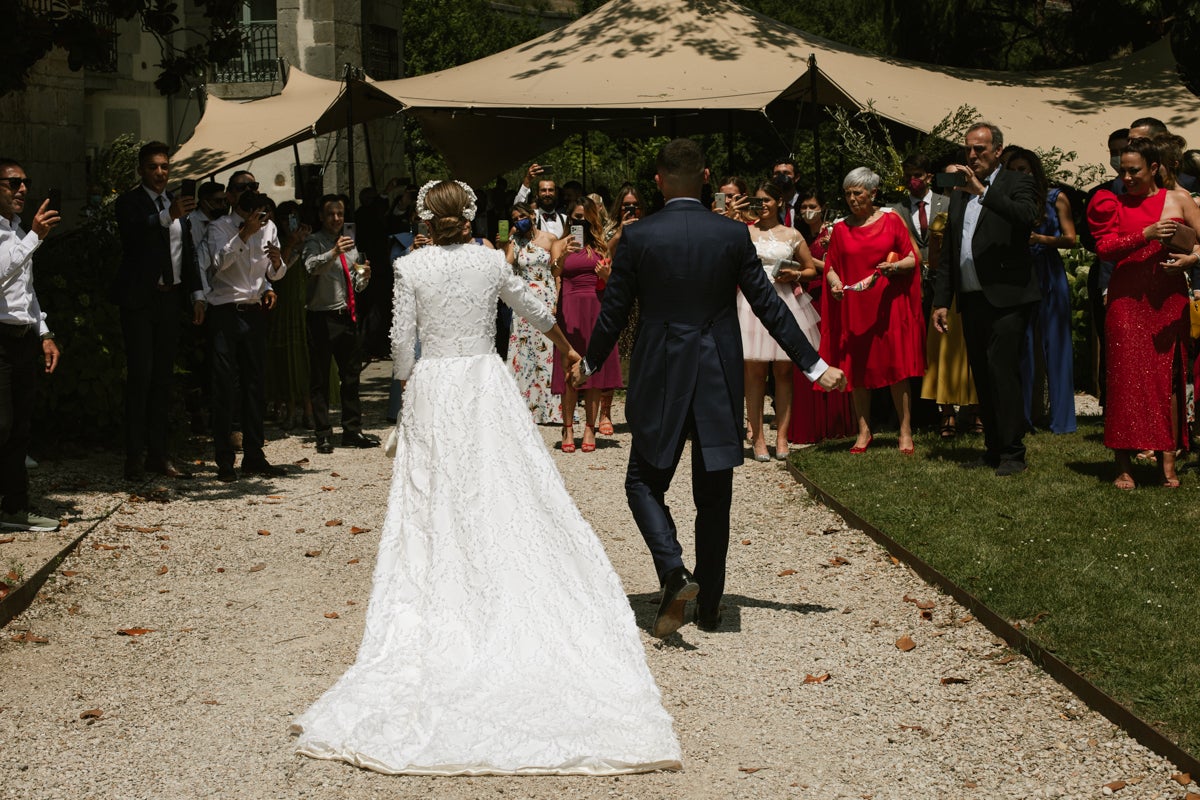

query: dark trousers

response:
[307,310,363,437]
[960,292,1036,465]
[120,294,181,467]
[625,406,733,614]
[0,327,39,513]
[209,304,267,469]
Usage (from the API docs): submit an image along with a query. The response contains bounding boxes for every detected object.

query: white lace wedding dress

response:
[291,243,682,776]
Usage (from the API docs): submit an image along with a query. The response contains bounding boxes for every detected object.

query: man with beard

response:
[515,163,566,237]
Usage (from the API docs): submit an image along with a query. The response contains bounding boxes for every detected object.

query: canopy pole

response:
[809,54,823,190]
[582,130,588,190]
[363,119,378,188]
[344,63,357,213]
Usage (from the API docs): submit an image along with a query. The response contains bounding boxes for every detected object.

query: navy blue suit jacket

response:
[585,199,822,472]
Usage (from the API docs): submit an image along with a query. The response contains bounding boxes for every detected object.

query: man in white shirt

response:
[514,163,566,237]
[888,153,949,318]
[0,157,61,532]
[204,190,286,482]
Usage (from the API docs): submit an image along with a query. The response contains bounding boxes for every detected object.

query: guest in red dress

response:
[552,197,621,453]
[790,188,855,444]
[1087,137,1200,489]
[820,168,926,454]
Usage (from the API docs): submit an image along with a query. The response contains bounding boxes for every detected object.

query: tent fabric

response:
[171,67,404,180]
[373,0,1200,181]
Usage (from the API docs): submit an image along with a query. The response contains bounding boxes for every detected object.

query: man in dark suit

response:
[112,142,204,480]
[889,153,949,313]
[573,139,846,638]
[932,123,1041,476]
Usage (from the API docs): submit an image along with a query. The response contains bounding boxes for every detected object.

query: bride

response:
[290,180,682,775]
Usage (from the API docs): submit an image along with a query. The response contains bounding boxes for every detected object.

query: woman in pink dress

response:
[789,188,855,444]
[551,197,621,453]
[1087,138,1200,489]
[820,168,925,453]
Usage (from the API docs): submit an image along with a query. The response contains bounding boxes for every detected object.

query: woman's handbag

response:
[1167,222,1197,254]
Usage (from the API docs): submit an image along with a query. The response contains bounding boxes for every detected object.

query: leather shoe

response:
[148,459,192,479]
[241,459,286,477]
[652,566,699,638]
[341,431,381,449]
[216,466,237,483]
[994,460,1028,477]
[315,437,334,455]
[959,456,998,470]
[696,604,723,632]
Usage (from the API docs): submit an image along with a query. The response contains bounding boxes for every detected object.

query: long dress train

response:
[291,243,681,775]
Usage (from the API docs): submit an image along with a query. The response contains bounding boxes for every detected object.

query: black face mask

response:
[773,173,794,192]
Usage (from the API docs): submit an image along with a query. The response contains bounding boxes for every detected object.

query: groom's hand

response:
[816,366,847,392]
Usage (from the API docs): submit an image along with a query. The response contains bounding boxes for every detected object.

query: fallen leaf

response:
[1171,773,1192,786]
[777,569,797,577]
[295,528,305,533]
[347,558,360,565]
[114,523,132,532]
[895,634,916,651]
[889,555,901,566]
[4,569,17,581]
[266,495,283,500]
[915,599,935,610]
[1185,793,1200,800]
[0,536,14,544]
[160,544,169,550]
[587,465,607,470]
[134,526,162,534]
[325,519,342,527]
[201,699,220,705]
[899,724,925,732]
[803,672,830,684]
[321,486,337,492]
[156,534,170,540]
[79,708,103,720]
[349,526,370,534]
[0,585,10,599]
[1030,611,1050,625]
[996,654,1017,665]
[741,539,752,545]
[959,614,974,623]
[305,550,322,558]
[324,612,340,619]
[116,628,154,636]
[249,562,266,573]
[963,780,978,788]
[61,570,79,577]
[178,628,194,632]
[92,542,117,551]
[216,567,225,573]
[346,600,357,605]
[738,767,763,774]
[156,566,168,575]
[293,457,309,465]
[10,632,48,643]
[940,676,969,685]
[330,472,340,477]
[257,529,271,536]
[67,605,80,615]
[828,556,850,567]
[1103,781,1126,792]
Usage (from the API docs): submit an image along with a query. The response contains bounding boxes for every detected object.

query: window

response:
[365,25,400,80]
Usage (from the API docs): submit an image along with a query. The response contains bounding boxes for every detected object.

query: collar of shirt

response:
[911,190,933,208]
[666,197,701,206]
[142,184,166,207]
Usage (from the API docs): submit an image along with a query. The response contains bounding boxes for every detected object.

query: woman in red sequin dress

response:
[820,168,925,453]
[1087,138,1200,489]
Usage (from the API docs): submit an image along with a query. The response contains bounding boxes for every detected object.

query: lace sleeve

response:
[497,254,554,333]
[391,258,418,380]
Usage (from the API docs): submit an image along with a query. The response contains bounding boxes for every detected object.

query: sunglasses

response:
[1,177,31,191]
[231,181,259,192]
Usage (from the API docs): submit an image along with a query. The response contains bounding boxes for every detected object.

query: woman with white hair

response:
[819,167,926,454]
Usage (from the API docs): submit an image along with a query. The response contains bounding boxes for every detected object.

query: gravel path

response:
[0,366,1187,799]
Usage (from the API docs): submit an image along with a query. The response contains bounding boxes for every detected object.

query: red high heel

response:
[581,425,596,452]
[849,435,873,454]
[561,426,576,453]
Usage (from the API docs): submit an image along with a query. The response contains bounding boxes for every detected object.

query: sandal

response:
[970,417,984,435]
[940,415,957,439]
[1163,477,1181,489]
[581,425,596,453]
[561,426,576,454]
[1113,474,1136,491]
[598,420,614,436]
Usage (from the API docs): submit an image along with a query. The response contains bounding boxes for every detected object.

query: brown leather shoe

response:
[148,459,192,479]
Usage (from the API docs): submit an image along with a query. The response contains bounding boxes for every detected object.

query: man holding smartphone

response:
[932,123,1041,477]
[112,142,203,481]
[515,163,567,237]
[303,194,378,455]
[204,191,286,481]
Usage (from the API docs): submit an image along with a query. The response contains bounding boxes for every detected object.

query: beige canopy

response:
[171,67,404,180]
[373,0,1200,181]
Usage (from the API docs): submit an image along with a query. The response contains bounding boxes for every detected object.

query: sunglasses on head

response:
[231,181,259,192]
[1,177,31,191]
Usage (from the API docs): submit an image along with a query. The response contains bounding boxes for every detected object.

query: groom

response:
[572,139,845,637]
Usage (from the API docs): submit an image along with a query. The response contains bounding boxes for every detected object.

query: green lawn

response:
[790,416,1200,754]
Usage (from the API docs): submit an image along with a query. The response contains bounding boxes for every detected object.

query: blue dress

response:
[1021,188,1077,433]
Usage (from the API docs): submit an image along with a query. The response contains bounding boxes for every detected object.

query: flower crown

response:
[415,180,477,222]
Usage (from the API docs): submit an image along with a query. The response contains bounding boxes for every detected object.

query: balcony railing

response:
[212,22,279,84]
[24,0,118,73]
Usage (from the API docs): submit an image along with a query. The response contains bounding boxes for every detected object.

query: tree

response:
[2,0,245,96]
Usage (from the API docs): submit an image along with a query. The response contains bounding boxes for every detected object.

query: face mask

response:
[288,214,299,231]
[802,208,820,221]
[513,217,533,234]
[907,176,926,194]
[773,173,794,191]
[1111,155,1121,172]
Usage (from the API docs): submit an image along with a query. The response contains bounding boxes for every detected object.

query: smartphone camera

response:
[622,203,638,219]
[747,198,765,213]
[934,172,967,189]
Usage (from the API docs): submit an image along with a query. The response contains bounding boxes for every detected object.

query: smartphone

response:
[570,223,585,247]
[180,179,197,200]
[47,187,62,212]
[343,222,357,241]
[747,197,765,213]
[622,203,638,219]
[416,221,430,238]
[497,219,510,241]
[934,172,967,188]
[539,164,554,176]
[714,192,726,211]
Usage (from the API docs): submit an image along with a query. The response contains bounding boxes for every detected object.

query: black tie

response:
[157,195,175,286]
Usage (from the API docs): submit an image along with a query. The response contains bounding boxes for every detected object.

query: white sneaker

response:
[0,510,60,532]
[24,455,37,469]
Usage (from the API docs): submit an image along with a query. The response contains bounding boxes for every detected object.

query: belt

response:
[0,322,36,339]
[157,283,179,292]
[311,308,352,316]
[235,303,262,312]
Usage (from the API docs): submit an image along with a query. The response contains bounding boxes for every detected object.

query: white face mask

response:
[802,209,821,221]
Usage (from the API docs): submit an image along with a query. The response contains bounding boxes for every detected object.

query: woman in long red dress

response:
[789,188,855,444]
[820,168,925,453]
[1087,138,1200,489]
